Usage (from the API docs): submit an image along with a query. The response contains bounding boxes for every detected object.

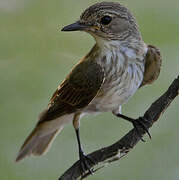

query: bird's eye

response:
[100,16,112,25]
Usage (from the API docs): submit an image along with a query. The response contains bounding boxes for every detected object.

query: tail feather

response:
[16,113,74,162]
[32,130,59,156]
[15,127,62,162]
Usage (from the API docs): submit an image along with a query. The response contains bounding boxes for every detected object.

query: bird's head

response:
[61,2,141,43]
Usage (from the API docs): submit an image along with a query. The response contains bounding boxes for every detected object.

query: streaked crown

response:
[62,2,141,41]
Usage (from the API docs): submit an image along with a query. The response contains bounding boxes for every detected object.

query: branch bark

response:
[59,76,179,180]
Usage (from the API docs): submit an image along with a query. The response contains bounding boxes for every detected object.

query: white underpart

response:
[85,39,147,114]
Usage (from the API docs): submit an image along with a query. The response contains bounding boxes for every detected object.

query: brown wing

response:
[39,60,104,123]
[141,45,162,87]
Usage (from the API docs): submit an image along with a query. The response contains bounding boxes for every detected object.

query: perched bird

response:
[16,1,161,173]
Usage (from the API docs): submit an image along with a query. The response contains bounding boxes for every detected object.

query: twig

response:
[59,76,179,180]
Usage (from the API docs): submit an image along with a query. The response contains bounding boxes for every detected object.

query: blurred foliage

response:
[0,0,179,180]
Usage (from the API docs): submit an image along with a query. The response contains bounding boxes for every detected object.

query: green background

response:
[0,0,179,179]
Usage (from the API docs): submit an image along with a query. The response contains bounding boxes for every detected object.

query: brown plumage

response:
[16,2,162,166]
[39,60,104,122]
[141,45,162,86]
[16,61,104,162]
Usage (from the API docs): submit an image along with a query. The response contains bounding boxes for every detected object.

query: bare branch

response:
[59,76,179,180]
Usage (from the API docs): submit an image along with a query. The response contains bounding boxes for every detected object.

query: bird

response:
[16,1,161,173]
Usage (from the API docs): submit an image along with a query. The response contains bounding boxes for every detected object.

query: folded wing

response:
[141,45,162,87]
[39,60,104,123]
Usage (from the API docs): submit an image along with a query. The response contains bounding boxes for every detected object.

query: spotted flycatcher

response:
[16,1,161,173]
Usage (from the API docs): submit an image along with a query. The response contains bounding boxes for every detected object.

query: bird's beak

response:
[61,21,89,32]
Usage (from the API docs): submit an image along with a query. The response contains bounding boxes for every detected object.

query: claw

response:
[79,152,94,175]
[132,117,152,140]
[138,117,152,139]
[115,113,151,142]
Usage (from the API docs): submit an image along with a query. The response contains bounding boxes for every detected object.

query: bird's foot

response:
[131,117,151,142]
[79,151,95,175]
[115,114,151,141]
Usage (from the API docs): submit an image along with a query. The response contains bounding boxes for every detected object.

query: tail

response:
[15,126,62,162]
[16,113,74,162]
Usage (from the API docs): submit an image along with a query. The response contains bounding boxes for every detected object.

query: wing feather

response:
[39,60,104,123]
[141,45,162,87]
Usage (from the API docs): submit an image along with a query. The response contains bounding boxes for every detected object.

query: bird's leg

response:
[113,113,151,141]
[73,113,94,175]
